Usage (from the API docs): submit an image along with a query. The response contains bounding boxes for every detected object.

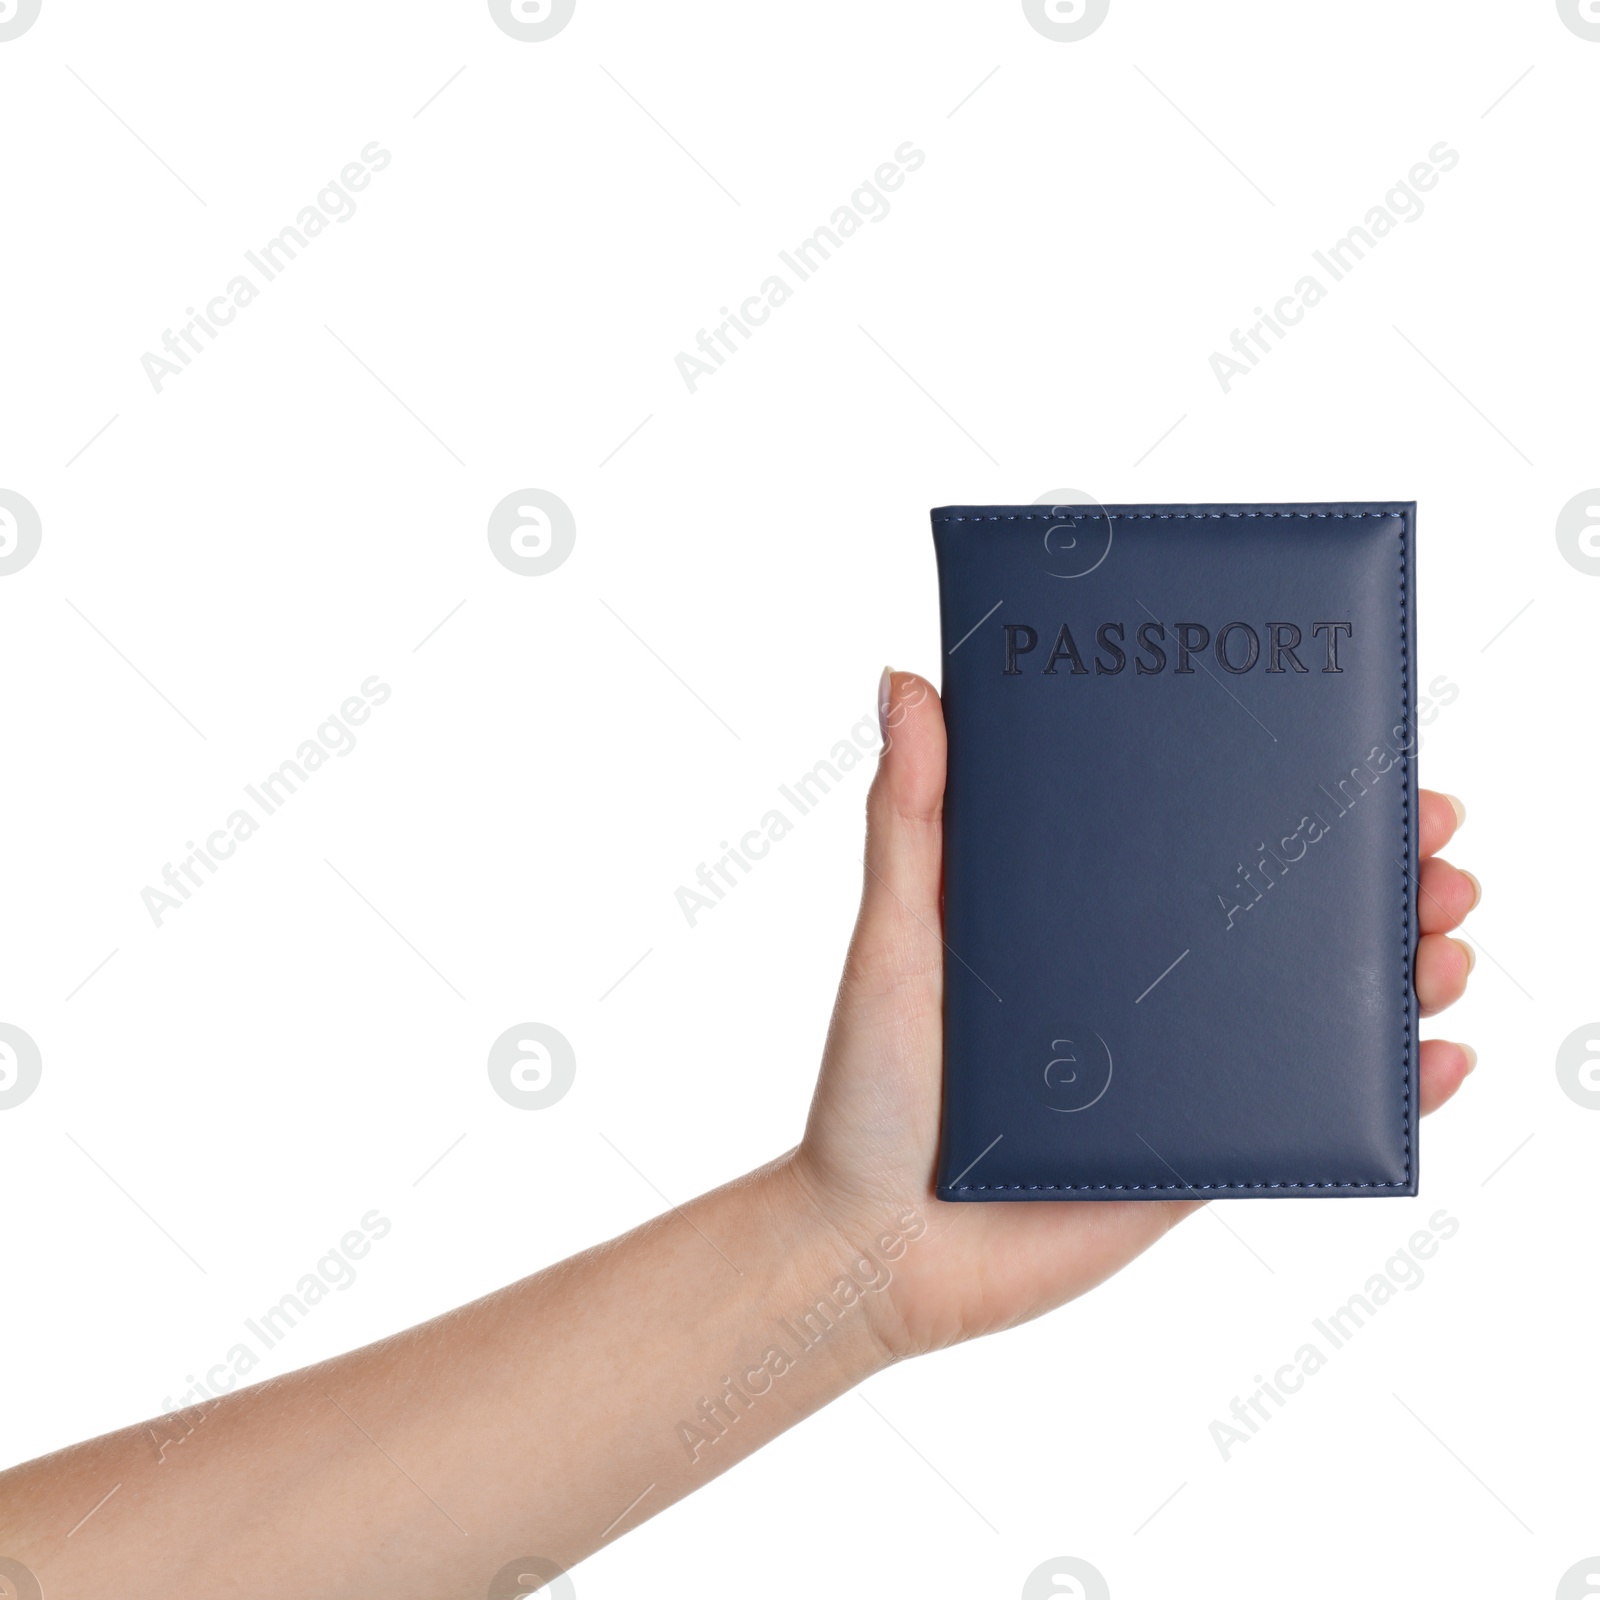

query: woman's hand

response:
[0,665,1482,1596]
[788,670,1480,1362]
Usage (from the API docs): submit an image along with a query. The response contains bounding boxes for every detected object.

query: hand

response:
[0,668,1481,1593]
[787,670,1480,1361]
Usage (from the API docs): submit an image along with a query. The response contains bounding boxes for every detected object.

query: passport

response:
[931,502,1419,1200]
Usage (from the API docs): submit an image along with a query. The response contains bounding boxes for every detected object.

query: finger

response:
[1415,933,1473,1016]
[1419,790,1464,859]
[1419,1039,1476,1115]
[848,670,947,990]
[1417,856,1481,934]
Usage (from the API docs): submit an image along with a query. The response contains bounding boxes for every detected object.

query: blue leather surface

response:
[932,503,1419,1200]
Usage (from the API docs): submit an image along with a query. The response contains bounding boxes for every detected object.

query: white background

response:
[1,2,1596,1596]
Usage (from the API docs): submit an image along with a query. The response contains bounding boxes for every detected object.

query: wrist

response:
[753,1152,926,1375]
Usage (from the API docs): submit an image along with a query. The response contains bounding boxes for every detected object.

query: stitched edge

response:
[1399,508,1414,1187]
[931,510,1407,522]
[941,507,1415,1194]
[945,1180,1410,1193]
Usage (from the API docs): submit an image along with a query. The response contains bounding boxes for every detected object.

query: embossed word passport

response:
[932,502,1419,1200]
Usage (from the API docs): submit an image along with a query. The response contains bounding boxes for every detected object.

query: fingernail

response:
[1452,937,1476,975]
[878,666,894,745]
[1445,793,1467,829]
[1462,869,1483,910]
[1460,1043,1478,1074]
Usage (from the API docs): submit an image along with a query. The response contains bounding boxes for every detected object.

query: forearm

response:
[0,1154,898,1597]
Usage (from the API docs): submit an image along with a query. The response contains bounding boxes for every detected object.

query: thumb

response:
[844,669,946,997]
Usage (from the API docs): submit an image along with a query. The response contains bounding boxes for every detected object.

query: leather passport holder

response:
[931,502,1419,1200]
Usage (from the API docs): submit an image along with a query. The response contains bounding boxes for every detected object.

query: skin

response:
[0,671,1478,1597]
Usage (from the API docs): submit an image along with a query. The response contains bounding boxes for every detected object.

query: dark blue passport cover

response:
[932,503,1419,1200]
